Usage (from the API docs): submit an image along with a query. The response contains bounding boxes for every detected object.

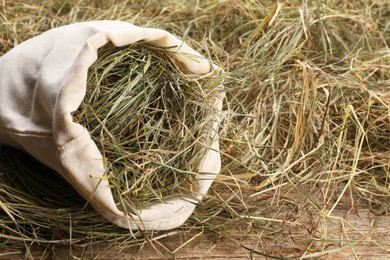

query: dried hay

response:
[0,0,389,258]
[74,43,218,209]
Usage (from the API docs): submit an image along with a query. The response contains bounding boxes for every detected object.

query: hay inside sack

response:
[73,43,218,210]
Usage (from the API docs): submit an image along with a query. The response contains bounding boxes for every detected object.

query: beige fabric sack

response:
[0,21,224,230]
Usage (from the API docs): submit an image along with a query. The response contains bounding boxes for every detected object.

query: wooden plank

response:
[1,208,389,259]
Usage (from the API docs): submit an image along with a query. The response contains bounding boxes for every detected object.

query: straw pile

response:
[0,0,389,258]
[73,43,217,208]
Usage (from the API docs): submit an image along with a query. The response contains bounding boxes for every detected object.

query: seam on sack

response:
[0,124,52,137]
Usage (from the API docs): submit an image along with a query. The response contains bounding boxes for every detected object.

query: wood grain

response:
[1,207,389,259]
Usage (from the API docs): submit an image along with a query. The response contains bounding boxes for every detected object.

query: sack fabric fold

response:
[0,21,224,230]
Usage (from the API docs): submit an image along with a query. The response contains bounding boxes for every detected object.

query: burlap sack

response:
[0,21,224,230]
